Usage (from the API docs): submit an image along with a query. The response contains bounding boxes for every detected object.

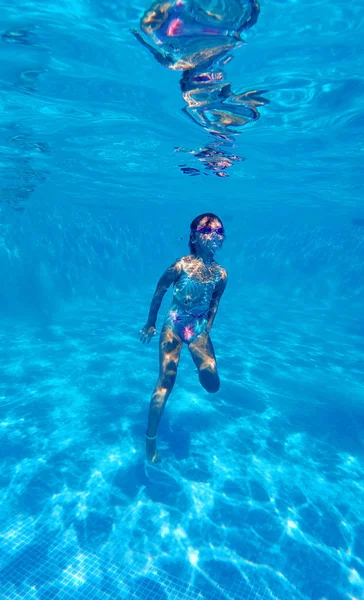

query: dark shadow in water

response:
[288,400,364,455]
[74,511,114,549]
[0,539,51,587]
[114,462,149,498]
[163,424,191,460]
[1,29,50,210]
[128,576,169,600]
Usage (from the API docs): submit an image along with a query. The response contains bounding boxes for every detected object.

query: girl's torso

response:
[164,255,222,342]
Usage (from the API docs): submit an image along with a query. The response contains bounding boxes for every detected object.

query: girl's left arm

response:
[206,269,228,333]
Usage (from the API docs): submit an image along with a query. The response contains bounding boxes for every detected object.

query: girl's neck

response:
[195,251,215,265]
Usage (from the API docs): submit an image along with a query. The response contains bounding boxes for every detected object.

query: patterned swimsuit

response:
[164,259,221,343]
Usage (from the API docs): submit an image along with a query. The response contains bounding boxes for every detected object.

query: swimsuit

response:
[164,259,221,343]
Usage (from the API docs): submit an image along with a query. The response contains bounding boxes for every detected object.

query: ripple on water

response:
[38,103,96,119]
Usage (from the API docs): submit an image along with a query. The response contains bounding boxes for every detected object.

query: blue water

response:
[0,1,364,599]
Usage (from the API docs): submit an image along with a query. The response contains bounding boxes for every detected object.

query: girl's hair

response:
[189,212,224,254]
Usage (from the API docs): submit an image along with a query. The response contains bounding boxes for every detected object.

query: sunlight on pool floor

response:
[0,291,363,600]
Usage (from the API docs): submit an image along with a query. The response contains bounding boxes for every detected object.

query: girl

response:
[139,212,228,462]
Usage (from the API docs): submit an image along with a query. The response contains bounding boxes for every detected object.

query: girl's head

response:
[189,213,225,256]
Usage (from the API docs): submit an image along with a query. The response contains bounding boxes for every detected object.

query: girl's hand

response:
[139,324,157,344]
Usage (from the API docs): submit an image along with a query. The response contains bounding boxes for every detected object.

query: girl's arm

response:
[131,29,173,67]
[140,261,182,343]
[206,268,228,334]
[146,261,181,326]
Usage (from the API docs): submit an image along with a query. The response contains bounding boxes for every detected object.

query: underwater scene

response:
[0,1,363,599]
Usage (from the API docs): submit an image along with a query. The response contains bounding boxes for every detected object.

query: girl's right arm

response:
[139,260,182,343]
[131,29,174,67]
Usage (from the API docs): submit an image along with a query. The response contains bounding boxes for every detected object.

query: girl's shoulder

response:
[214,262,228,282]
[211,258,225,270]
[169,256,187,277]
[176,255,193,267]
[180,254,194,260]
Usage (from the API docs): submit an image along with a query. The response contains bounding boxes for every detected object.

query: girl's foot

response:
[146,434,159,463]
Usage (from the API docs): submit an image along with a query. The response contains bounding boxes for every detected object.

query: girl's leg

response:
[146,326,183,461]
[188,332,220,393]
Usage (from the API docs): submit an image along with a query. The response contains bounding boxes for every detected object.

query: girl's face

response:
[194,217,225,253]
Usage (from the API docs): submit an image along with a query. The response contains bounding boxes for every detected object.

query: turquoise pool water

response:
[0,1,363,599]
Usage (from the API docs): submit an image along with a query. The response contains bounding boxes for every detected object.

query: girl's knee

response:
[156,370,177,398]
[200,371,220,393]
